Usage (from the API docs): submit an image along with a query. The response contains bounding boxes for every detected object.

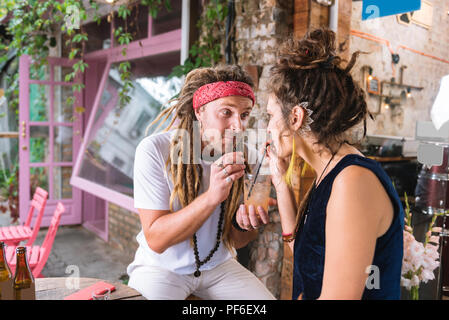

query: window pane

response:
[29,63,49,81]
[30,167,48,199]
[78,53,182,197]
[30,126,49,163]
[54,66,74,83]
[53,166,72,199]
[54,126,73,162]
[54,85,74,122]
[29,84,50,122]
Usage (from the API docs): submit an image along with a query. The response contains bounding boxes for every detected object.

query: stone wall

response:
[350,0,449,137]
[234,0,294,299]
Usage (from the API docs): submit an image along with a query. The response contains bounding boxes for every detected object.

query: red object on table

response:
[64,281,116,300]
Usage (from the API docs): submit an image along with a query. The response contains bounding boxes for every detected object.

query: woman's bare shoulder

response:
[329,164,391,219]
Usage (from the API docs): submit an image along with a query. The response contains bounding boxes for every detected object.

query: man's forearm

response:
[230,226,258,249]
[147,191,219,253]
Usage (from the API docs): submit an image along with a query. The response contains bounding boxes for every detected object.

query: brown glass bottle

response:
[0,242,13,300]
[13,247,35,300]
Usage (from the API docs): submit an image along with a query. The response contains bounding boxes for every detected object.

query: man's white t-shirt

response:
[127,130,234,276]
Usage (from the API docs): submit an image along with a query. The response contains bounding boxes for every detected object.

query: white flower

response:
[428,236,440,245]
[411,275,420,287]
[404,230,415,242]
[401,260,412,275]
[420,256,430,270]
[401,277,412,290]
[410,240,425,257]
[425,244,440,261]
[409,241,425,269]
[420,269,435,283]
[403,231,416,259]
[401,229,442,291]
[432,227,442,233]
[423,255,439,271]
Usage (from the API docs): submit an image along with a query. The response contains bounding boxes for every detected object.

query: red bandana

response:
[192,81,255,110]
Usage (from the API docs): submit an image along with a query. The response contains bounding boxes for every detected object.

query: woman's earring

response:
[297,101,314,135]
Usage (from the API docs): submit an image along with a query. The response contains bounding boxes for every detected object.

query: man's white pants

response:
[128,258,276,300]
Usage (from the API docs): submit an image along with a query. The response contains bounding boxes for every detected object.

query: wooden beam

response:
[310,0,330,29]
[294,0,311,39]
[337,0,352,62]
[0,132,19,138]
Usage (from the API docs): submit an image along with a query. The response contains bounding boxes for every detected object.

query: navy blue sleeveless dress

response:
[292,154,404,300]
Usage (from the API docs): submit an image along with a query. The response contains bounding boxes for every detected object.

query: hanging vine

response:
[0,0,171,118]
[0,0,228,116]
[171,0,228,77]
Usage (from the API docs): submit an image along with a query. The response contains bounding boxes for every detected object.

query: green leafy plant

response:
[0,164,19,223]
[0,0,171,117]
[171,0,228,77]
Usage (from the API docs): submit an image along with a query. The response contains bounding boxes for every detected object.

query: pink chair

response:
[0,187,48,246]
[6,202,65,278]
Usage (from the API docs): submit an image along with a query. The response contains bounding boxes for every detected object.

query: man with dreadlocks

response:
[127,65,276,300]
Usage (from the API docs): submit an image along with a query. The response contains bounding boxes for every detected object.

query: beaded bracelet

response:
[282,232,295,242]
[231,212,248,232]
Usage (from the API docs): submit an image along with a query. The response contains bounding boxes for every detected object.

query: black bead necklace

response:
[192,201,226,277]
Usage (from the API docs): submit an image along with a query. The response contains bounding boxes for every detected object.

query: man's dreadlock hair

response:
[147,65,254,251]
[268,27,373,238]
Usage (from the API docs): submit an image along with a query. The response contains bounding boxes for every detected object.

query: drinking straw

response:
[246,144,268,200]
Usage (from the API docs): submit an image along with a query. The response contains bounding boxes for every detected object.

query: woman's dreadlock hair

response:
[268,27,373,237]
[147,65,254,251]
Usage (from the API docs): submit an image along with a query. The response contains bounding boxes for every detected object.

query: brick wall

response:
[107,203,140,261]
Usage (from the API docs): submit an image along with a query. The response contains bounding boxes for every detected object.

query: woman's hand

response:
[206,152,246,206]
[235,198,277,230]
[266,144,289,189]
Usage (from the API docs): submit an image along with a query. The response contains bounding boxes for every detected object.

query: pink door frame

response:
[19,56,83,227]
[71,25,181,214]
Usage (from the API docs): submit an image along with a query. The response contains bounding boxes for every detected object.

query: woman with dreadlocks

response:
[127,65,276,300]
[260,28,404,299]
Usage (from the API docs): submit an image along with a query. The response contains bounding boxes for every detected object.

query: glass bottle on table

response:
[13,247,35,300]
[0,241,13,300]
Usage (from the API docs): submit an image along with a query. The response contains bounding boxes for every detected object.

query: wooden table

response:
[35,277,145,300]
